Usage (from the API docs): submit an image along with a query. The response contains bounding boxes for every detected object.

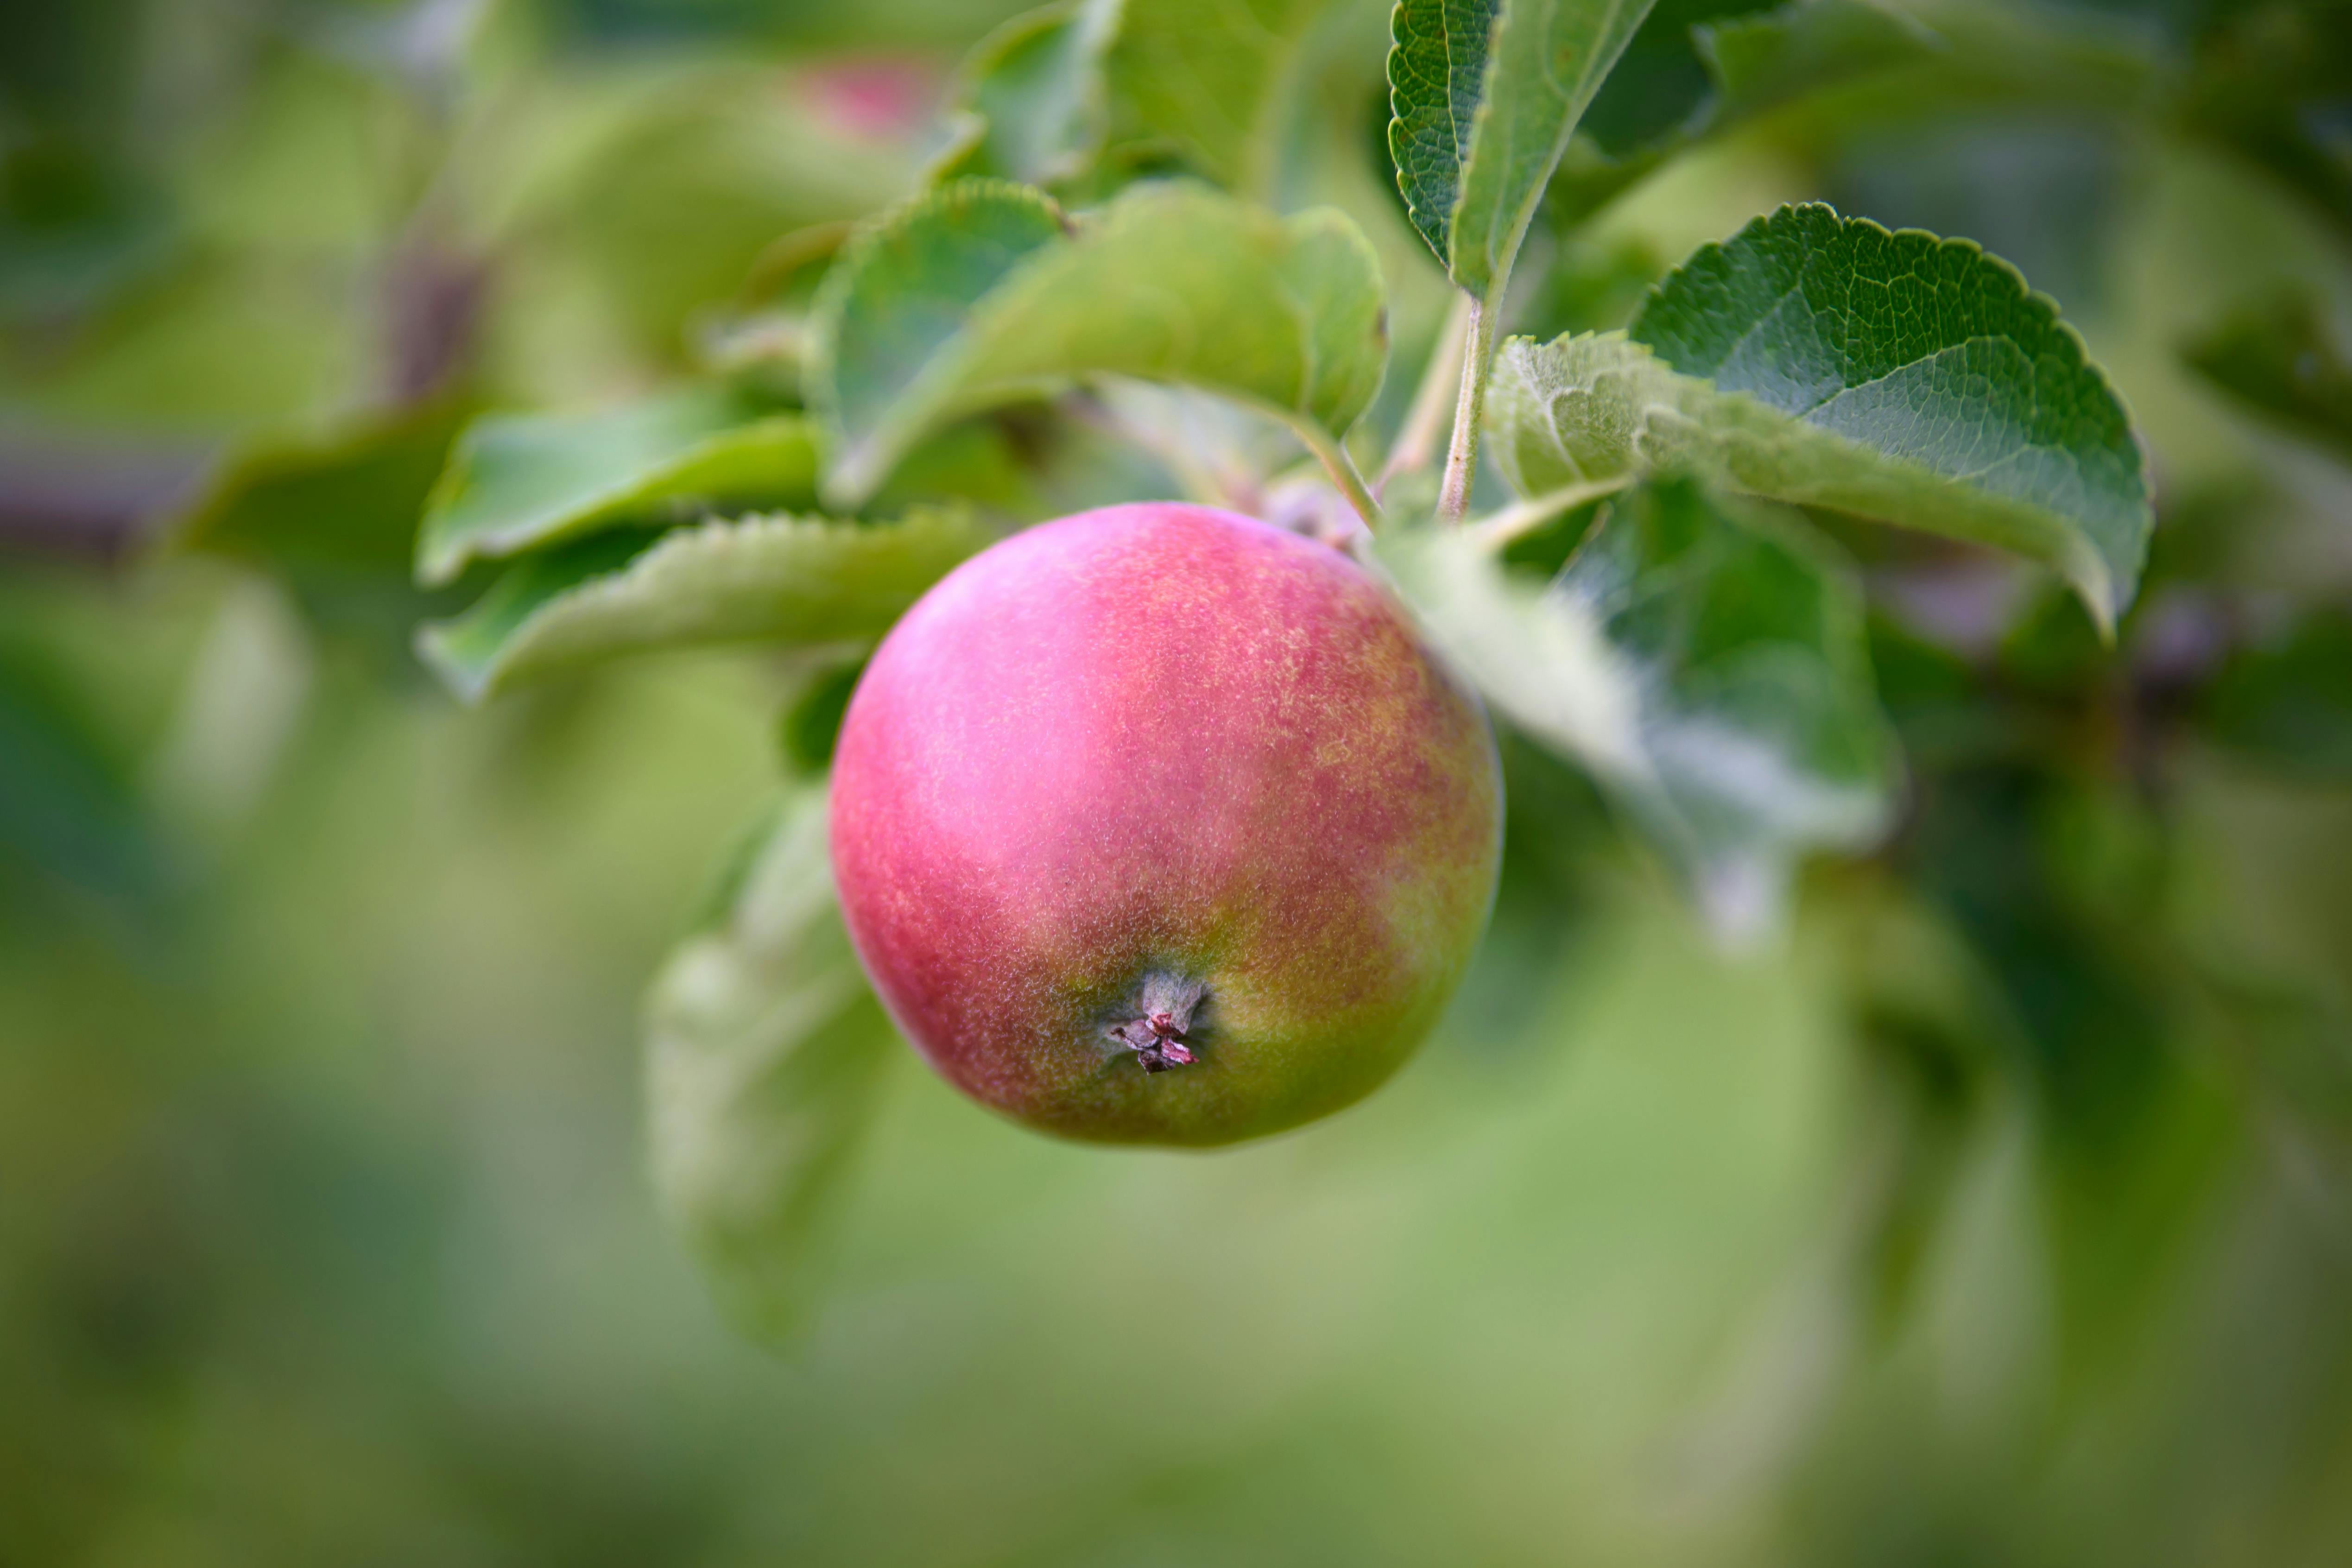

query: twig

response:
[1437,292,1495,525]
[1377,293,1472,496]
[1293,422,1387,534]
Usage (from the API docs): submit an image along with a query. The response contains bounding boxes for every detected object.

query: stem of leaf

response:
[1377,293,1472,497]
[1437,291,1495,526]
[1296,425,1386,533]
[1468,475,1634,551]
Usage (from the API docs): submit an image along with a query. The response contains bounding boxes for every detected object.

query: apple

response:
[830,502,1501,1145]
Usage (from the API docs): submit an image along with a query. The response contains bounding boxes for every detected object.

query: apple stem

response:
[1106,970,1208,1073]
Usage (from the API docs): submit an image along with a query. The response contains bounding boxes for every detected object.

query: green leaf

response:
[415,389,822,587]
[810,179,1073,502]
[1102,0,1334,199]
[2183,291,2352,465]
[416,509,988,703]
[932,0,1122,190]
[1486,205,2153,631]
[1549,0,1943,222]
[2201,609,2352,782]
[645,785,898,1347]
[174,401,468,579]
[1387,0,1660,303]
[813,178,1388,506]
[1383,474,1896,932]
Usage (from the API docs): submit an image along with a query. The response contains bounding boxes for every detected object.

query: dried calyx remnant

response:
[1105,971,1208,1073]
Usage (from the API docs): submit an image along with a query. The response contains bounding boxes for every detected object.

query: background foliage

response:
[6,0,2352,1562]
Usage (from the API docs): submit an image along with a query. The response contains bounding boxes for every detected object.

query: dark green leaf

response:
[1487,205,2153,631]
[645,786,897,1346]
[1388,0,1660,303]
[2201,608,2352,780]
[416,389,821,586]
[416,509,987,703]
[2183,291,2352,464]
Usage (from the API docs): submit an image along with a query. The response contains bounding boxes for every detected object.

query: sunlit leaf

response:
[1387,0,1659,305]
[813,178,1387,506]
[645,785,897,1346]
[1486,205,2153,631]
[1384,474,1896,933]
[416,509,987,702]
[416,389,821,586]
[2183,291,2352,465]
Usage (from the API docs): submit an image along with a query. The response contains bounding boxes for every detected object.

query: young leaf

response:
[1384,474,1896,934]
[645,786,897,1346]
[416,389,820,586]
[2183,291,2352,465]
[1387,0,1660,303]
[813,179,1388,506]
[1486,205,2153,631]
[416,509,987,703]
[932,0,1122,189]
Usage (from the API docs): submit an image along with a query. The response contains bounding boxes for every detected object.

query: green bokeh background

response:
[8,0,2352,1562]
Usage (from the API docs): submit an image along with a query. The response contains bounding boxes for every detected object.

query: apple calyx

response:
[1105,971,1207,1074]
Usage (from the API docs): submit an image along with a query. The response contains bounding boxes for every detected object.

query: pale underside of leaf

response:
[416,390,820,586]
[1486,205,2152,629]
[417,510,989,702]
[645,786,896,1346]
[1382,476,1895,935]
[821,181,1389,507]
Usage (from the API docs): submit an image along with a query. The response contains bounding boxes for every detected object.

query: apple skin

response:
[829,502,1502,1146]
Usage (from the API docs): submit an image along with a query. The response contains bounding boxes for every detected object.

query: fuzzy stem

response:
[1293,422,1387,534]
[1469,475,1635,551]
[1437,291,1495,526]
[1377,292,1473,496]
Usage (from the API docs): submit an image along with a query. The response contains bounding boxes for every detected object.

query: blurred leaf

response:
[0,634,166,917]
[1387,0,1659,306]
[415,389,820,586]
[813,178,1387,506]
[175,399,468,578]
[1487,205,2154,632]
[810,179,1071,501]
[1384,474,1896,932]
[933,0,1121,188]
[778,658,869,778]
[416,508,987,702]
[1101,0,1333,198]
[2178,2,2352,245]
[2184,291,2352,464]
[645,785,897,1347]
[2201,607,2352,780]
[1549,0,1945,221]
[1897,761,2242,1375]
